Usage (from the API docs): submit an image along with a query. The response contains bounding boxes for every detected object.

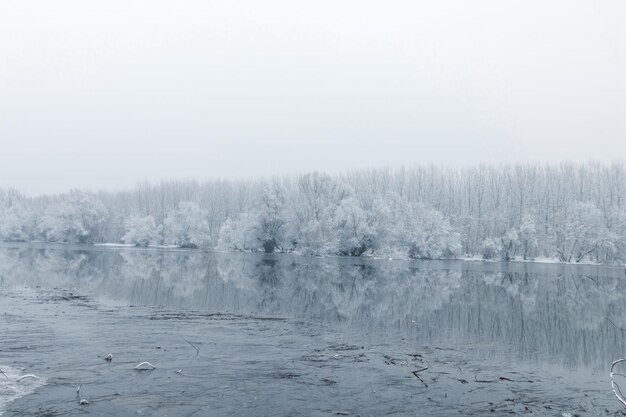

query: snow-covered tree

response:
[0,209,30,241]
[217,213,258,252]
[122,215,161,247]
[482,238,502,260]
[555,201,614,262]
[294,219,336,256]
[0,189,34,241]
[394,202,461,259]
[217,184,288,253]
[518,215,538,260]
[3,162,626,263]
[39,190,109,244]
[499,228,520,261]
[286,173,351,255]
[333,197,374,256]
[164,201,211,248]
[606,207,626,262]
[253,184,288,253]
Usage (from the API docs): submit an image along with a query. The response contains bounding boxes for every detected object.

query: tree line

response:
[1,162,625,263]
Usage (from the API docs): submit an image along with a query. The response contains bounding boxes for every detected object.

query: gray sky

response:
[1,0,625,195]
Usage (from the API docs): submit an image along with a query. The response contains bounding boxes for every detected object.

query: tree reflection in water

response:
[1,243,625,370]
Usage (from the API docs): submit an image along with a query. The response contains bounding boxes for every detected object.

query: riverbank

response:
[0,240,620,268]
[90,241,626,268]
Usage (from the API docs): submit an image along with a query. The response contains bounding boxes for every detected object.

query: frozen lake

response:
[1,242,626,416]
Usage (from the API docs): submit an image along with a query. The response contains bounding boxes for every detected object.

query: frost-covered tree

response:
[499,228,520,261]
[333,197,374,256]
[164,201,211,248]
[217,213,258,252]
[122,215,161,247]
[607,207,626,263]
[294,219,337,256]
[555,201,614,263]
[394,201,461,259]
[3,162,626,263]
[482,238,502,260]
[0,209,32,241]
[217,184,288,253]
[253,184,288,253]
[287,173,351,255]
[518,215,538,260]
[39,190,109,244]
[0,189,34,242]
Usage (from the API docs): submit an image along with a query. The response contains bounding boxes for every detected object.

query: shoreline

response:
[0,240,623,268]
[71,242,626,268]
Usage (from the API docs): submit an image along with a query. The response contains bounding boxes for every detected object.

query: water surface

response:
[1,243,625,416]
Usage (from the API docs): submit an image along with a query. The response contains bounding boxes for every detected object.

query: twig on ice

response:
[607,318,626,332]
[134,362,156,370]
[610,359,626,407]
[412,366,429,387]
[0,369,8,380]
[182,337,200,356]
[16,374,40,382]
[474,375,514,383]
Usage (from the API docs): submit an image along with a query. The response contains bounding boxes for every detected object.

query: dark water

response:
[1,243,626,416]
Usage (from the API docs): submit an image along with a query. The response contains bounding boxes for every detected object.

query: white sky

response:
[1,0,625,195]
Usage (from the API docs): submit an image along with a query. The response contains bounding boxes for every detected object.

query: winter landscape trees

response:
[1,162,626,264]
[122,215,160,247]
[164,201,211,248]
[0,188,33,242]
[38,190,109,244]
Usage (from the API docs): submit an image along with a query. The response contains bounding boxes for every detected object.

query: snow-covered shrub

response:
[294,219,336,256]
[217,184,288,253]
[499,228,519,261]
[39,190,109,244]
[122,215,161,247]
[518,215,538,260]
[0,203,32,242]
[164,202,211,248]
[555,201,616,262]
[217,213,258,252]
[482,238,502,260]
[607,207,626,263]
[286,172,352,256]
[393,202,461,260]
[334,197,374,256]
[253,184,288,253]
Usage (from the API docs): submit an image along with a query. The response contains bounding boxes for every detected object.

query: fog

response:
[1,0,625,194]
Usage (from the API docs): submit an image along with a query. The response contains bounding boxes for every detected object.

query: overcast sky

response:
[1,0,625,195]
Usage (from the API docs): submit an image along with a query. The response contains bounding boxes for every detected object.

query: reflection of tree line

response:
[439,271,626,367]
[1,246,626,367]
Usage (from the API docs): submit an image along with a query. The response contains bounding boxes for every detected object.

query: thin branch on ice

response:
[134,362,156,370]
[610,359,626,407]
